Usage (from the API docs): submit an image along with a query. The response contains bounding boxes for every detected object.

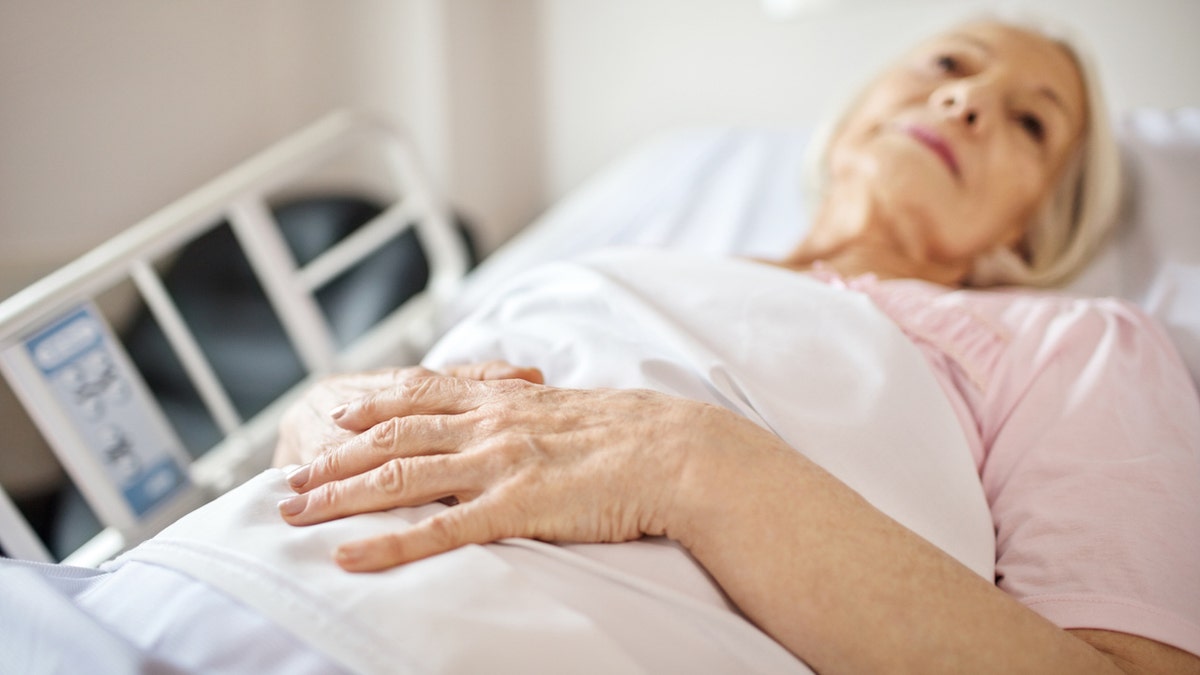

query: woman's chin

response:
[838,143,959,195]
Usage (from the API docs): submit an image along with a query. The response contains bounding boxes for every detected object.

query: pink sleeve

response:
[980,296,1200,656]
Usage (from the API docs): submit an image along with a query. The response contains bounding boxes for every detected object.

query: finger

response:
[332,375,491,432]
[289,414,468,492]
[279,453,479,526]
[315,366,437,396]
[383,365,445,385]
[332,496,500,572]
[444,361,545,385]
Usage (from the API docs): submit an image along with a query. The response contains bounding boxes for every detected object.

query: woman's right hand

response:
[277,371,802,573]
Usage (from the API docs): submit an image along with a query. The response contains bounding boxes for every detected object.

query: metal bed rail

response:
[0,111,468,566]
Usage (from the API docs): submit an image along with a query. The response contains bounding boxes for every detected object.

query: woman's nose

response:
[931,78,997,130]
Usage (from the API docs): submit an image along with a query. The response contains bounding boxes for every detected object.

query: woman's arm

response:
[666,413,1199,674]
[278,373,1198,675]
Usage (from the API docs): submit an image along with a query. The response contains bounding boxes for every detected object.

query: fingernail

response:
[329,404,348,420]
[277,494,308,517]
[335,543,365,566]
[286,464,311,489]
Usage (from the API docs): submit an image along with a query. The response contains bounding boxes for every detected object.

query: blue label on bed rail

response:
[24,305,189,518]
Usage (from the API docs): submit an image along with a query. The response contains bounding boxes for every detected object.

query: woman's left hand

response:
[277,370,785,572]
[272,362,545,468]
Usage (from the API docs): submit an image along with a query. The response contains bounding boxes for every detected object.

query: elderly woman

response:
[5,17,1197,675]
[272,19,1200,674]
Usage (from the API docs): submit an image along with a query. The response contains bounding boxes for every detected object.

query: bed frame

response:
[0,112,469,567]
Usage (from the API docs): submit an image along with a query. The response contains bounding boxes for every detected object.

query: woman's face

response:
[827,22,1087,264]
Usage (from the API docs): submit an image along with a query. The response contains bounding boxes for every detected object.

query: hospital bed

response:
[0,106,1198,667]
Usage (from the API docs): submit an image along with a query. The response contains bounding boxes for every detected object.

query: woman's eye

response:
[1018,113,1045,143]
[935,54,960,74]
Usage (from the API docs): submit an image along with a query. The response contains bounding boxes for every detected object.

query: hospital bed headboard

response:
[0,112,469,566]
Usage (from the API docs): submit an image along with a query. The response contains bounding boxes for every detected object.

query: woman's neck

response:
[776,183,970,287]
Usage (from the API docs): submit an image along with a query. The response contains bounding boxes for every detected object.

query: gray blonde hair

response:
[803,17,1123,288]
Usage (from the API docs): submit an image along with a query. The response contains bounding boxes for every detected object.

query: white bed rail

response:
[0,111,468,566]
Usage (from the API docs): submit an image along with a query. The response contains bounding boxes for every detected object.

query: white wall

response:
[0,1,275,293]
[442,0,545,253]
[0,0,543,297]
[6,0,1196,291]
[536,0,1200,200]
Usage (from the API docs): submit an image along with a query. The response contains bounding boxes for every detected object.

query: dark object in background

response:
[124,194,476,456]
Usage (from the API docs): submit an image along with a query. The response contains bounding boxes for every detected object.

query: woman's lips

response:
[904,124,960,178]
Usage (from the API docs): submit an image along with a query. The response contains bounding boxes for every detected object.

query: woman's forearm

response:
[670,431,1123,675]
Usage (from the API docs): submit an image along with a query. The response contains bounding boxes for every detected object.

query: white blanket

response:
[113,250,993,673]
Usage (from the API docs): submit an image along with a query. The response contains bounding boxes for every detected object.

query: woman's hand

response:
[277,371,789,572]
[272,362,544,468]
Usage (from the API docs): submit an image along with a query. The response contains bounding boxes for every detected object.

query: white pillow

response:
[1069,108,1200,386]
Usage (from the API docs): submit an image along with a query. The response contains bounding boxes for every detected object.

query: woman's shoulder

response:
[949,286,1200,447]
[876,279,1193,405]
[951,286,1180,362]
[872,279,1171,372]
